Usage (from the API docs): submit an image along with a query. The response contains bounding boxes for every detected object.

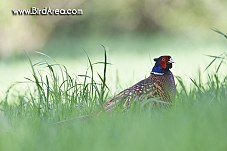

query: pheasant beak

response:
[168,57,175,63]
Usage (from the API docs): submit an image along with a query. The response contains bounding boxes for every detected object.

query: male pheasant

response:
[103,55,176,111]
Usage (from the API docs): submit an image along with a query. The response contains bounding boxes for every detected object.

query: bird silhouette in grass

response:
[103,55,176,111]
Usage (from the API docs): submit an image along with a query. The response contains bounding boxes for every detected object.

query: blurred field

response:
[1,0,227,55]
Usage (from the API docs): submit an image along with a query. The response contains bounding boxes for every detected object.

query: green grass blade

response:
[216,58,224,73]
[204,57,217,71]
[211,28,227,39]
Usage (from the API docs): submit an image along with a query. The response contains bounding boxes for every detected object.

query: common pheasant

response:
[103,55,176,111]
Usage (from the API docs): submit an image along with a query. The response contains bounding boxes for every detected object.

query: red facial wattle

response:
[160,56,169,69]
[160,61,167,69]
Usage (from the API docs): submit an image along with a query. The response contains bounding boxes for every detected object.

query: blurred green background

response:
[0,0,227,97]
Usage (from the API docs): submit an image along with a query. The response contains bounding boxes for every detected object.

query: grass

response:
[0,33,227,150]
[1,104,227,151]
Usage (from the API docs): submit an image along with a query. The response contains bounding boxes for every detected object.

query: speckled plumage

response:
[103,55,176,112]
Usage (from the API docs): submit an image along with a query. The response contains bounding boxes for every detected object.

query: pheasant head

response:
[151,55,174,75]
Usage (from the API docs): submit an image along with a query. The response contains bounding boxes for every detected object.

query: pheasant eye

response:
[162,58,165,61]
